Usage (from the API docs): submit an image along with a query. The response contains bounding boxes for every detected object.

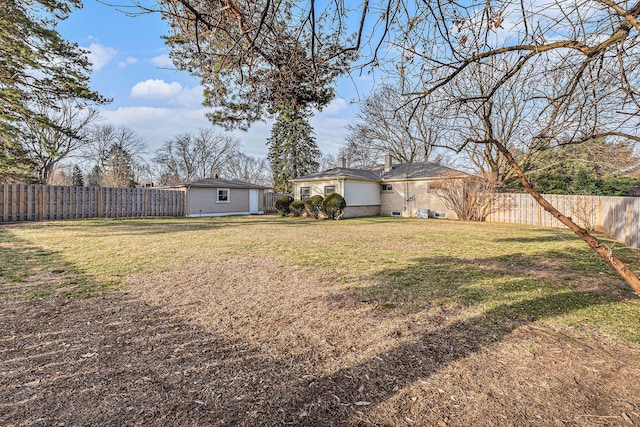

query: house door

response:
[249,189,259,214]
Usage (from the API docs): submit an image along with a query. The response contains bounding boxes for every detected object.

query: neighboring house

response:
[291,155,469,219]
[162,178,266,217]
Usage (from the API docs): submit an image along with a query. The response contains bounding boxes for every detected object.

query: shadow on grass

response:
[279,252,631,423]
[362,255,624,305]
[492,233,572,244]
[25,215,322,237]
[284,293,609,424]
[2,238,636,425]
[0,227,116,299]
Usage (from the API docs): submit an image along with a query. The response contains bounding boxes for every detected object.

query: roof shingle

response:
[292,161,468,182]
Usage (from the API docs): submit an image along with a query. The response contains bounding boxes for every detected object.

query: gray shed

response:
[163,178,267,217]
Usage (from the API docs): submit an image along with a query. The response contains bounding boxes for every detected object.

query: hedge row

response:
[274,193,346,220]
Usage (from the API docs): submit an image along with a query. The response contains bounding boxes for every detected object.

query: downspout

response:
[404,180,409,215]
[184,185,190,217]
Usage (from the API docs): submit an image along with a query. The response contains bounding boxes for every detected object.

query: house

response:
[291,155,469,219]
[162,178,266,217]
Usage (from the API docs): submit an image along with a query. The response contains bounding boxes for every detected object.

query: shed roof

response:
[164,177,267,189]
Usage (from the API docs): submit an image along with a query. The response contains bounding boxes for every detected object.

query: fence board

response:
[0,184,184,222]
[264,192,292,213]
[490,193,640,250]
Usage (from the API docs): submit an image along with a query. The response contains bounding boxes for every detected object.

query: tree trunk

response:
[494,140,640,297]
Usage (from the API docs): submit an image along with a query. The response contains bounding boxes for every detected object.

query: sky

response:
[57,1,370,159]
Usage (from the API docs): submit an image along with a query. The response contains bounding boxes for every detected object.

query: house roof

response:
[290,167,381,182]
[163,177,267,189]
[376,162,468,181]
[292,161,468,182]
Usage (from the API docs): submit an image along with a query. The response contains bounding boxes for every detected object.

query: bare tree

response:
[338,139,383,169]
[223,152,271,187]
[21,101,99,184]
[433,175,499,222]
[84,124,148,186]
[433,60,546,187]
[346,83,444,165]
[318,153,337,171]
[101,143,136,187]
[413,2,640,291]
[47,167,72,186]
[153,128,239,184]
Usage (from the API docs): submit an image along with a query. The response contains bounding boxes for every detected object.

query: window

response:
[324,186,335,196]
[217,188,230,203]
[301,187,310,201]
[381,184,393,191]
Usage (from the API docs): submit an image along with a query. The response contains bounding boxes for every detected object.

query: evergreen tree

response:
[85,164,102,187]
[267,108,320,192]
[0,136,33,182]
[102,144,136,188]
[523,139,640,196]
[1,0,106,180]
[71,164,84,187]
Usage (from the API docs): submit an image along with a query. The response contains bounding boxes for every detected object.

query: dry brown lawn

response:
[2,216,640,426]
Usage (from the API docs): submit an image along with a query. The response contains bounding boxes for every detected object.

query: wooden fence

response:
[488,193,640,249]
[263,192,292,214]
[0,184,185,222]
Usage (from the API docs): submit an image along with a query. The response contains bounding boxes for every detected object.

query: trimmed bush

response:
[304,195,324,219]
[289,200,305,217]
[322,192,346,220]
[274,195,294,216]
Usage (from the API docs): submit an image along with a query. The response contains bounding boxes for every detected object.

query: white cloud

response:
[151,54,174,68]
[317,98,348,116]
[98,96,353,159]
[311,114,351,155]
[119,57,138,68]
[98,106,265,157]
[130,79,183,100]
[170,86,205,108]
[99,106,211,150]
[87,43,117,71]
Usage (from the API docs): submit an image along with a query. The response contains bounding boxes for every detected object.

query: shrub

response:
[322,192,346,220]
[304,195,324,219]
[289,200,305,217]
[274,195,294,216]
[433,176,497,221]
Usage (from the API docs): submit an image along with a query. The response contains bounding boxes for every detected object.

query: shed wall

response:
[187,187,259,216]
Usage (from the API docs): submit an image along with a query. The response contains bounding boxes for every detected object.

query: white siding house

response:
[292,156,469,218]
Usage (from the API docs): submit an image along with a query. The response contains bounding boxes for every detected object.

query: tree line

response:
[0,0,327,191]
[4,1,637,196]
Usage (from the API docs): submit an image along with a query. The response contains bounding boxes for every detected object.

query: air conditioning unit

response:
[429,211,447,219]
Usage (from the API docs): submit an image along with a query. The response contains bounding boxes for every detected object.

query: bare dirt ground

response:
[2,256,640,426]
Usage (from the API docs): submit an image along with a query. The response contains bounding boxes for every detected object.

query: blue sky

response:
[57,1,368,158]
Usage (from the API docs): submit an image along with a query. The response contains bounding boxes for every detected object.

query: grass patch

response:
[3,216,640,342]
[0,226,119,300]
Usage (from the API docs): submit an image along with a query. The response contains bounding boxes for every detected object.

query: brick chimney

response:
[384,154,393,172]
[337,156,346,168]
